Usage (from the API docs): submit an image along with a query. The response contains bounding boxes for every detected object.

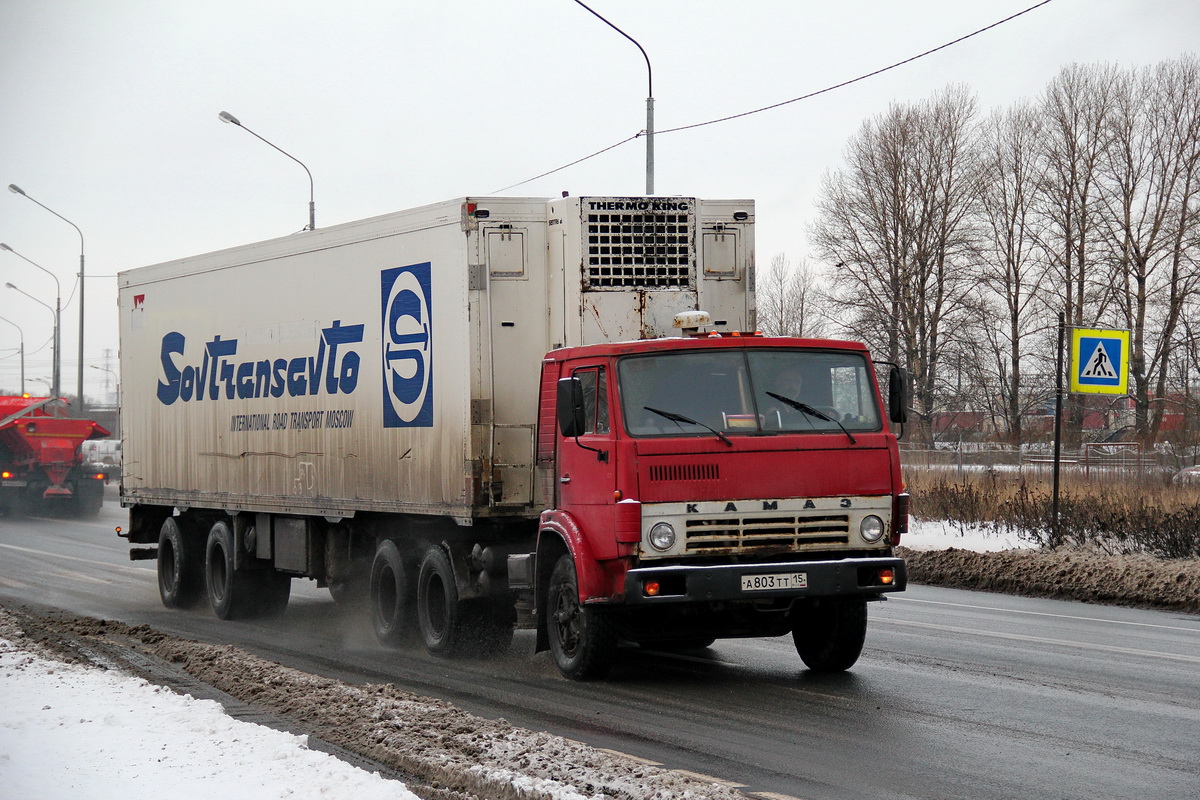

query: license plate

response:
[741,572,807,592]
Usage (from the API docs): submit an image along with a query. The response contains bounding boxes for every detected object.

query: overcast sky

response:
[1,0,1196,403]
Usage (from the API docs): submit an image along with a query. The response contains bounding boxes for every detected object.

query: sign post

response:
[1052,323,1130,545]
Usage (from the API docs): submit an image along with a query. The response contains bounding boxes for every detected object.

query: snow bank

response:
[0,636,419,800]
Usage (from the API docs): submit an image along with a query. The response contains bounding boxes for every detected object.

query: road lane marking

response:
[892,596,1199,633]
[878,617,1200,664]
[0,542,152,576]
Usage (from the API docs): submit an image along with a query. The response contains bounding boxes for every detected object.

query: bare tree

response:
[811,86,983,440]
[1036,63,1120,443]
[1098,56,1200,444]
[975,101,1054,443]
[756,253,826,337]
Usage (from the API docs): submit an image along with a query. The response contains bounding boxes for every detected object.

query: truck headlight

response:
[860,515,885,543]
[648,522,677,551]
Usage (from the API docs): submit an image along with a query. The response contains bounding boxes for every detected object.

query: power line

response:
[494,0,1055,192]
[491,134,641,194]
[658,0,1055,136]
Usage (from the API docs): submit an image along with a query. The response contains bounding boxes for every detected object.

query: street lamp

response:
[218,111,316,231]
[7,184,85,414]
[574,0,655,194]
[1,242,61,397]
[4,281,55,397]
[0,314,25,394]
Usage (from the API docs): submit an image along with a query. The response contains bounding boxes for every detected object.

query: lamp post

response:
[0,314,24,394]
[7,184,85,414]
[218,111,316,231]
[5,282,55,397]
[1,242,61,398]
[573,0,654,194]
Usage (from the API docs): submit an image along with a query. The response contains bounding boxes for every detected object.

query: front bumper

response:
[621,556,906,605]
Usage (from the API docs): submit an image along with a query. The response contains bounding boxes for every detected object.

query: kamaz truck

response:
[117,195,908,679]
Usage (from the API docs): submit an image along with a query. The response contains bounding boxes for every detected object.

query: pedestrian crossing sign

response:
[1070,328,1130,395]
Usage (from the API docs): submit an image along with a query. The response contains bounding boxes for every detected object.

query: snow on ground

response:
[0,635,420,800]
[0,524,995,800]
[901,518,1034,553]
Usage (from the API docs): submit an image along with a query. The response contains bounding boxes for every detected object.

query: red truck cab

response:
[532,334,908,679]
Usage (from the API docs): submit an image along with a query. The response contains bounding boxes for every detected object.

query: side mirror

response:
[888,367,908,425]
[557,377,586,438]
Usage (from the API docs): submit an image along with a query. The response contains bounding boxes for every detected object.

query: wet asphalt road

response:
[2,500,1197,800]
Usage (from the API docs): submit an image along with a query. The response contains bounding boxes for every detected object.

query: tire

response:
[205,520,252,620]
[158,517,203,609]
[416,545,471,657]
[369,540,412,645]
[791,598,868,672]
[546,553,617,680]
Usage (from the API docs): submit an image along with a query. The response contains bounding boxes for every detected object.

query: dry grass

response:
[904,468,1200,559]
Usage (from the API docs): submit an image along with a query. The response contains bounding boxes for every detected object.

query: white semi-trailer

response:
[118,195,907,679]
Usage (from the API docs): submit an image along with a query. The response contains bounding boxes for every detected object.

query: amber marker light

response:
[1,471,12,479]
[643,581,661,597]
[879,568,896,585]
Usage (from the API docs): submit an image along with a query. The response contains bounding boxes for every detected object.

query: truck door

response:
[485,225,539,507]
[556,365,618,560]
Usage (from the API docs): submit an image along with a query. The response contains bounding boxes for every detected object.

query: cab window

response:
[572,367,609,434]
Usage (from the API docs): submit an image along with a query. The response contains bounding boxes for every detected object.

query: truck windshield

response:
[617,349,882,437]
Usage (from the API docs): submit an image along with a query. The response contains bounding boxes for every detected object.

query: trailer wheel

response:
[369,540,412,645]
[416,546,472,656]
[546,553,617,680]
[158,517,203,609]
[791,599,867,672]
[205,520,254,620]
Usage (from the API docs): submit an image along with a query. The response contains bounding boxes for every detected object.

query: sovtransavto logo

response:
[381,262,433,427]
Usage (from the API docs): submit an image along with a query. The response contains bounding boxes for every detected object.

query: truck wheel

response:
[792,599,867,672]
[158,517,203,609]
[205,520,253,620]
[416,545,471,656]
[370,540,412,645]
[546,553,617,680]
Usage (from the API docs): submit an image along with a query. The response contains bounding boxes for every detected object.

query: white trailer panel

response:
[118,196,753,523]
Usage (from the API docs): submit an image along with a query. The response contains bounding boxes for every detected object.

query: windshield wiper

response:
[765,392,857,445]
[643,406,733,447]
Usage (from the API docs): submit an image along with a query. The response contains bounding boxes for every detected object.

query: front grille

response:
[684,514,850,553]
[585,208,694,289]
[648,463,719,482]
